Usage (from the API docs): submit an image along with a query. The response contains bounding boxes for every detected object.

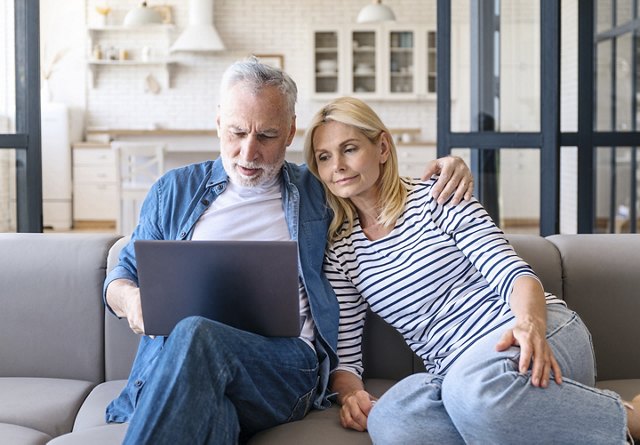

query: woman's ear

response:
[378,132,392,164]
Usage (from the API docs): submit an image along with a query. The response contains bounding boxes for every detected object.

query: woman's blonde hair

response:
[304,97,408,242]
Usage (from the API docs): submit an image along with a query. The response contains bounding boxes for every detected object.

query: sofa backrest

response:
[0,233,120,382]
[547,234,640,381]
[362,234,563,379]
[104,236,140,381]
[105,234,640,385]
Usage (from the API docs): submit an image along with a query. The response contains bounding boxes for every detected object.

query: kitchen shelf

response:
[87,60,177,88]
[87,23,175,89]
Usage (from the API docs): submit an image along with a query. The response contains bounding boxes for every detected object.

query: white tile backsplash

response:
[85,0,438,135]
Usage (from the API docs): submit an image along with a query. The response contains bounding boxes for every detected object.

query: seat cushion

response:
[73,380,127,431]
[248,378,396,445]
[0,377,94,438]
[0,423,51,445]
[248,405,371,445]
[597,379,640,402]
[47,424,128,445]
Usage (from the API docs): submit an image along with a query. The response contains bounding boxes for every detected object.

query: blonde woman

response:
[304,96,640,444]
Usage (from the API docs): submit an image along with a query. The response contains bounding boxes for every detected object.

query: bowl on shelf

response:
[317,59,338,74]
[354,63,374,75]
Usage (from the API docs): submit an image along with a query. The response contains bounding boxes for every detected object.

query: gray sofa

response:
[1,232,639,444]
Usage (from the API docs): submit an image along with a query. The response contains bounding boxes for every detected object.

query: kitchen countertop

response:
[82,128,435,150]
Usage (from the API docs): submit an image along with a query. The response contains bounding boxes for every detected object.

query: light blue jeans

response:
[123,316,319,445]
[367,304,628,444]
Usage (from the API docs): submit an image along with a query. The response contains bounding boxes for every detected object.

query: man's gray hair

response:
[220,56,298,118]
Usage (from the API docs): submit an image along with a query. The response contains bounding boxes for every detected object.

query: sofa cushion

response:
[506,234,563,299]
[0,423,50,445]
[73,380,127,431]
[248,378,394,445]
[248,405,370,445]
[0,377,94,438]
[104,236,141,382]
[0,233,121,382]
[548,234,640,381]
[597,379,640,402]
[47,424,127,445]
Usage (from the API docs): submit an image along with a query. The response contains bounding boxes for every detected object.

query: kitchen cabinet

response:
[87,24,176,88]
[72,144,118,222]
[312,25,437,100]
[396,144,437,178]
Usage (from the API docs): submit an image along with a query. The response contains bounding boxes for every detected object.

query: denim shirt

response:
[104,159,339,423]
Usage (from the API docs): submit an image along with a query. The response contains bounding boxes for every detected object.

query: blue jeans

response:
[123,316,319,445]
[368,304,628,444]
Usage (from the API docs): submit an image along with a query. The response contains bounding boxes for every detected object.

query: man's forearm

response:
[106,278,138,318]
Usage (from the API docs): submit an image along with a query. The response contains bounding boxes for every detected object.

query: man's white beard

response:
[222,155,285,188]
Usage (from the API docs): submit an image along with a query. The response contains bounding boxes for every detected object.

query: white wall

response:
[81,0,440,140]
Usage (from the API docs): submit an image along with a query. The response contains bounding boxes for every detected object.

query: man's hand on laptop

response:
[106,279,147,336]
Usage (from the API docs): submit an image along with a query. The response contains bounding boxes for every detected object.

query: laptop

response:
[134,240,301,337]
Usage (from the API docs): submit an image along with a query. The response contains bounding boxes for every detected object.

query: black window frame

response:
[0,0,42,233]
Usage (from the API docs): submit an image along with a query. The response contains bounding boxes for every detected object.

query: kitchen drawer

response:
[73,182,118,220]
[74,164,117,182]
[73,147,115,165]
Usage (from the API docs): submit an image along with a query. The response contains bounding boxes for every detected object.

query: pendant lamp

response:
[357,0,396,23]
[123,1,163,27]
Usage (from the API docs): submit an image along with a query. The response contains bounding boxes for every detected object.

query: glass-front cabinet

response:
[312,25,437,100]
[348,28,380,96]
[313,30,340,96]
[389,30,415,95]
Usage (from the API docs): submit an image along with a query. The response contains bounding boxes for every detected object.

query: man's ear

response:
[286,115,297,147]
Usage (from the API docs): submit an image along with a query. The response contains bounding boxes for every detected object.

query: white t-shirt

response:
[192,175,316,347]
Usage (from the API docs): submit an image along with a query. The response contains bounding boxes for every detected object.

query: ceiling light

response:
[123,1,163,27]
[357,0,396,24]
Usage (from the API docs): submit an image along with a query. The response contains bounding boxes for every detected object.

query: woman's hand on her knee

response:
[339,389,377,432]
[495,321,563,388]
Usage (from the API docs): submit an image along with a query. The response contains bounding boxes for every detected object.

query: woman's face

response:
[312,120,389,203]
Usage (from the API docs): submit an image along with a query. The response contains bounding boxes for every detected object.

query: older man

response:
[104,58,473,444]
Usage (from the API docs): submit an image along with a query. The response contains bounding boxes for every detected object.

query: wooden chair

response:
[111,141,165,235]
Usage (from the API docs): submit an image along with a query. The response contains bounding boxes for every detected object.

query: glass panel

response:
[560,0,578,133]
[596,0,613,34]
[352,31,377,94]
[498,148,540,234]
[617,0,634,26]
[452,148,540,234]
[500,1,540,132]
[0,149,17,233]
[596,146,639,233]
[596,41,613,131]
[0,1,16,135]
[314,31,339,94]
[560,146,578,234]
[449,0,541,132]
[616,34,633,131]
[637,35,640,129]
[450,0,470,132]
[389,31,414,94]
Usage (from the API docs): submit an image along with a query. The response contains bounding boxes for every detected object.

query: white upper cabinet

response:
[312,25,437,100]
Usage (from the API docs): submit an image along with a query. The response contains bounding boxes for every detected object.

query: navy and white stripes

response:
[324,177,562,377]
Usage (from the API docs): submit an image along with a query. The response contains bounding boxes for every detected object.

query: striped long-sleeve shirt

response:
[324,177,562,377]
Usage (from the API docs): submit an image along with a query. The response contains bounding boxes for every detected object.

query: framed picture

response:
[254,54,284,70]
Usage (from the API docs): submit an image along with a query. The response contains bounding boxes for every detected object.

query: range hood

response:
[170,0,225,53]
